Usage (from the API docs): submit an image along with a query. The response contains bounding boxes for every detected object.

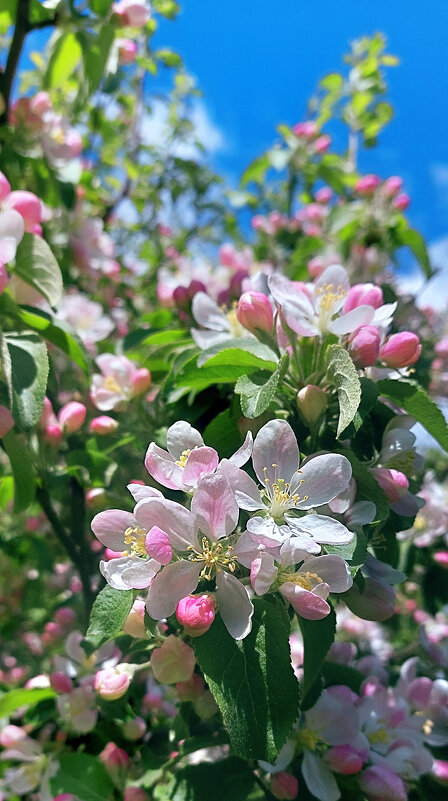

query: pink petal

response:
[145,525,172,564]
[280,582,330,619]
[166,420,204,457]
[146,561,202,620]
[182,446,219,488]
[134,497,196,551]
[216,571,254,639]
[91,509,136,550]
[191,473,239,541]
[293,454,352,509]
[144,442,183,490]
[252,419,300,486]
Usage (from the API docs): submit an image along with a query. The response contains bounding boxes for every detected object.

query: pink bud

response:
[236,291,274,334]
[315,187,332,204]
[355,174,380,196]
[50,672,73,694]
[324,744,365,775]
[314,134,331,154]
[407,677,432,708]
[131,367,151,396]
[150,635,196,684]
[293,121,317,139]
[359,766,406,801]
[100,741,130,772]
[40,396,55,428]
[380,332,421,367]
[44,423,63,446]
[122,716,146,740]
[123,599,147,638]
[343,577,396,622]
[124,789,150,801]
[3,191,42,232]
[176,594,215,637]
[348,325,381,367]
[0,405,14,437]
[432,759,448,785]
[296,384,327,425]
[188,279,207,299]
[0,724,26,747]
[307,256,326,278]
[382,176,403,198]
[58,402,86,433]
[251,214,267,231]
[117,38,138,64]
[173,285,190,310]
[54,607,76,625]
[434,551,448,568]
[0,263,8,295]
[90,415,119,435]
[371,468,409,503]
[145,526,172,565]
[343,283,383,312]
[0,172,11,202]
[30,92,52,116]
[392,193,410,211]
[53,795,76,801]
[86,488,106,509]
[435,337,448,357]
[94,666,133,700]
[270,772,299,799]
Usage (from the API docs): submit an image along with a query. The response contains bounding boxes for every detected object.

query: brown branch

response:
[0,0,30,126]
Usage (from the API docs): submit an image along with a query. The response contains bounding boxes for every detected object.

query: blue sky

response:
[154,0,448,248]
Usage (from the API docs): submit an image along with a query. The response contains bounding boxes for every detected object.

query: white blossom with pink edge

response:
[221,419,353,547]
[90,353,150,411]
[191,291,251,349]
[57,292,114,348]
[145,420,252,492]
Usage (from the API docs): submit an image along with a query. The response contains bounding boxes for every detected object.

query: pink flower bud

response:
[315,187,332,204]
[236,291,274,334]
[307,256,326,278]
[371,468,409,503]
[355,174,380,196]
[293,121,317,139]
[176,594,215,637]
[435,337,448,357]
[94,666,133,700]
[122,716,146,740]
[150,635,196,684]
[131,367,151,396]
[348,325,381,367]
[176,673,205,701]
[407,677,432,708]
[359,766,406,801]
[343,577,396,622]
[30,92,52,116]
[44,423,63,446]
[0,172,11,202]
[432,759,448,785]
[145,526,172,565]
[86,488,106,509]
[344,283,383,312]
[123,599,147,638]
[296,384,327,425]
[314,134,331,154]
[392,193,410,211]
[90,415,119,435]
[50,672,73,694]
[0,724,26,747]
[270,772,299,799]
[188,279,207,299]
[0,405,14,437]
[117,38,138,64]
[380,332,421,367]
[434,551,448,568]
[173,285,190,310]
[100,741,130,772]
[324,744,365,775]
[3,191,42,232]
[251,214,266,231]
[54,607,76,625]
[382,176,403,198]
[124,789,150,801]
[58,401,86,433]
[53,795,76,801]
[40,396,55,428]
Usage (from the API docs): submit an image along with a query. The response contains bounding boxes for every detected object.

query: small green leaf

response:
[0,687,56,717]
[45,31,82,89]
[14,234,63,307]
[299,606,336,703]
[17,305,89,373]
[194,596,300,762]
[2,431,36,513]
[197,339,277,368]
[241,154,271,187]
[167,758,255,801]
[395,225,433,279]
[50,753,114,801]
[1,331,49,429]
[339,377,378,437]
[83,585,136,656]
[377,379,448,452]
[326,344,362,438]
[235,367,280,418]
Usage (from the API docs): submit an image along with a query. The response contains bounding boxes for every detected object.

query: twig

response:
[0,0,30,125]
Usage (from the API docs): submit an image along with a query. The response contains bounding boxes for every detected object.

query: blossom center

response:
[279,570,322,591]
[413,513,426,531]
[123,525,147,557]
[315,282,347,331]
[104,375,122,393]
[297,728,320,751]
[261,465,307,520]
[189,537,236,580]
[368,726,390,745]
[176,448,192,468]
[226,306,245,337]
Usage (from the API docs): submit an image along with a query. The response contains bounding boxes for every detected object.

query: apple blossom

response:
[176,593,215,636]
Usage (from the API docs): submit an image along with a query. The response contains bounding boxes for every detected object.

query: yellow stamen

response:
[104,375,122,393]
[123,525,147,557]
[175,448,191,468]
[189,537,236,580]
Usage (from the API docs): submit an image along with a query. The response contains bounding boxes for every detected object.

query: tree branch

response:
[0,0,31,126]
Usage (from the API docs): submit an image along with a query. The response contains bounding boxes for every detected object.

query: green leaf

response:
[45,31,82,89]
[235,368,280,418]
[0,687,56,717]
[377,379,448,452]
[16,306,89,373]
[322,661,364,693]
[2,431,36,513]
[1,332,49,429]
[326,344,362,438]
[339,377,378,437]
[90,0,113,16]
[336,448,389,523]
[79,24,115,99]
[176,356,271,392]
[167,758,255,801]
[241,154,271,186]
[197,339,277,368]
[156,48,183,67]
[395,225,433,279]
[203,408,244,459]
[193,597,300,762]
[83,585,136,656]
[50,753,114,801]
[299,606,336,703]
[14,234,63,307]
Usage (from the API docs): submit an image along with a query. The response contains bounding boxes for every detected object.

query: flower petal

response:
[182,446,219,488]
[121,557,161,589]
[280,583,330,620]
[302,750,341,801]
[192,292,230,331]
[166,420,204,458]
[228,431,253,467]
[216,571,254,639]
[295,454,352,509]
[219,461,264,511]
[191,473,239,541]
[127,483,163,503]
[252,419,300,486]
[328,305,374,335]
[134,497,196,551]
[91,509,136,550]
[286,513,354,545]
[246,515,291,545]
[250,552,278,595]
[144,442,183,490]
[303,554,353,592]
[146,560,201,620]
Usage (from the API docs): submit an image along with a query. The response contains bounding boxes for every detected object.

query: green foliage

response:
[50,753,114,801]
[299,606,336,706]
[194,597,300,762]
[164,758,255,801]
[13,233,63,308]
[235,367,280,418]
[1,331,49,429]
[326,344,362,438]
[377,379,448,452]
[83,584,136,656]
[2,431,36,512]
[0,687,56,717]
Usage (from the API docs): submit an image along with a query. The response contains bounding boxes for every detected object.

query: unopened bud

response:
[124,789,150,801]
[121,716,146,740]
[44,423,63,446]
[293,121,317,139]
[379,331,421,368]
[348,325,381,367]
[236,291,273,335]
[296,384,327,425]
[270,772,299,799]
[131,367,151,396]
[86,488,106,509]
[58,402,86,433]
[343,283,383,312]
[343,577,396,622]
[354,174,380,196]
[371,468,409,503]
[50,672,73,694]
[359,765,406,801]
[3,190,42,232]
[324,744,365,775]
[0,405,14,437]
[94,665,135,700]
[100,741,130,773]
[382,176,403,198]
[392,193,410,211]
[90,415,119,435]
[176,594,215,637]
[123,599,147,638]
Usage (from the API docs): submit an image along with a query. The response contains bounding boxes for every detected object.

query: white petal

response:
[166,420,204,458]
[216,571,254,639]
[191,292,230,331]
[228,431,253,467]
[134,497,196,551]
[121,557,161,589]
[296,454,352,509]
[328,305,374,335]
[302,750,341,801]
[146,560,202,620]
[302,554,352,592]
[252,419,300,486]
[286,514,354,545]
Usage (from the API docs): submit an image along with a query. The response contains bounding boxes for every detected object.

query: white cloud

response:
[140,98,224,159]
